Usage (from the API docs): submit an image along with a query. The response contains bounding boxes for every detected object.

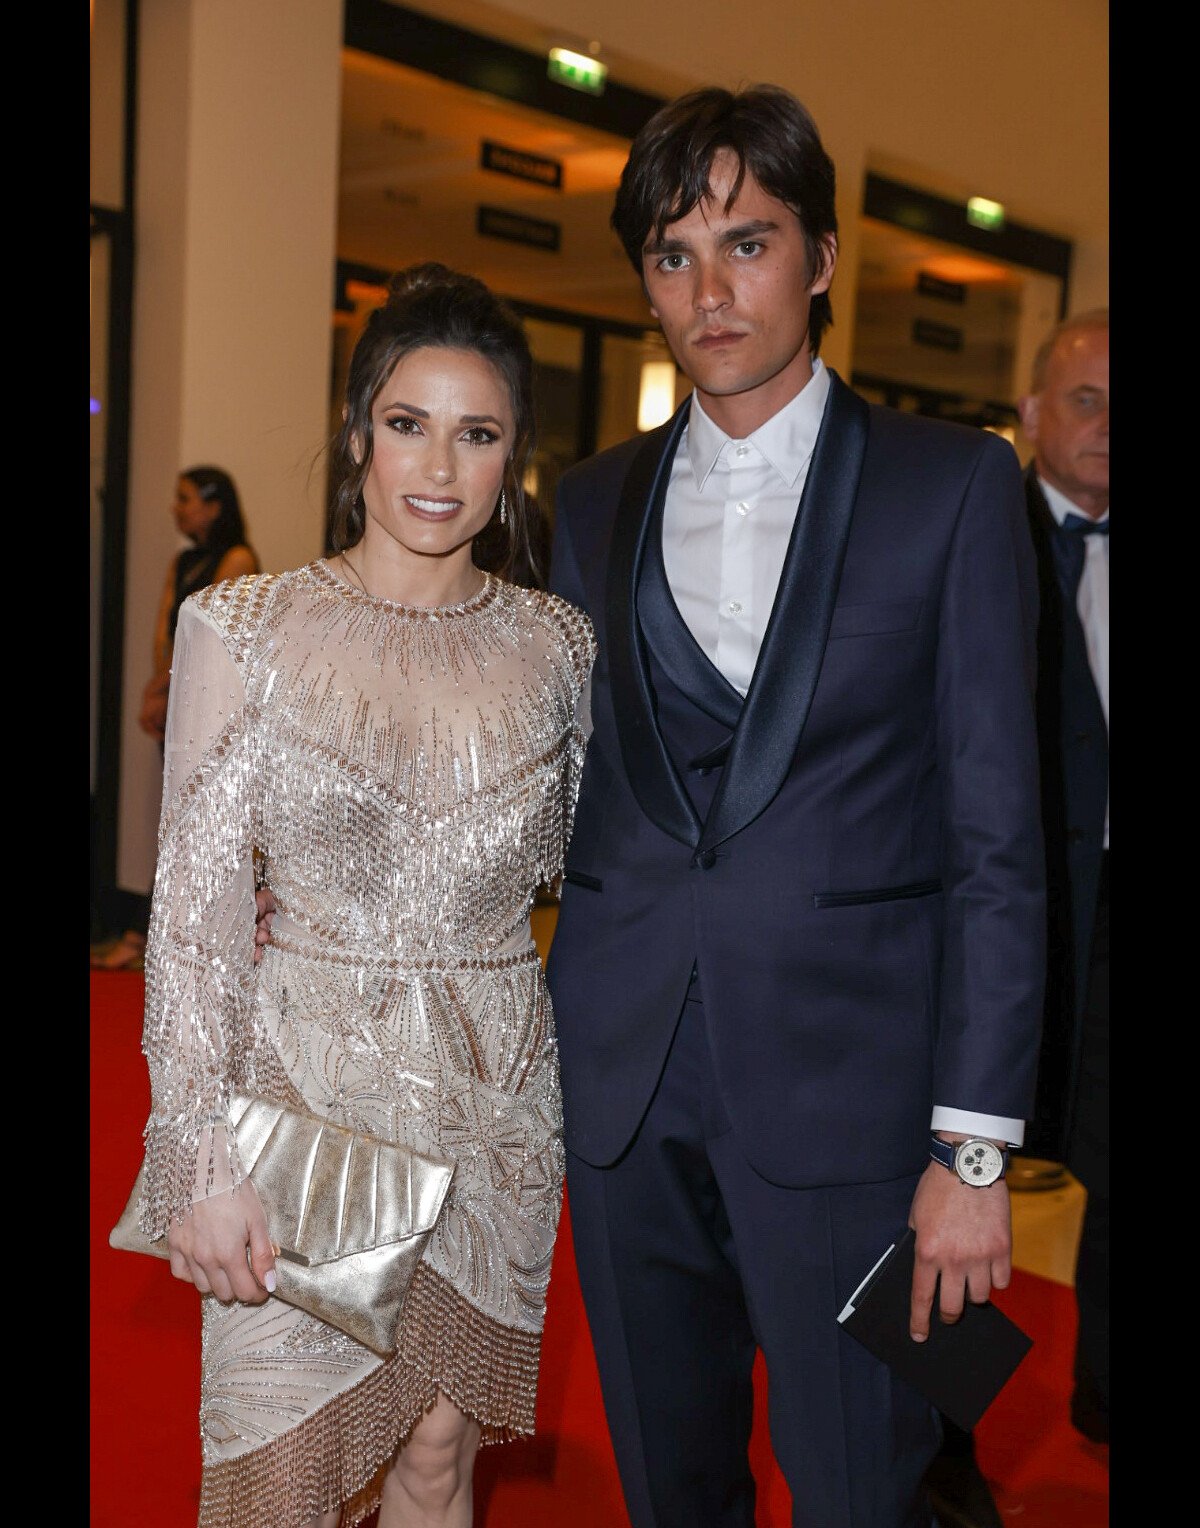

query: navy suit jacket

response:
[1024,468,1108,1156]
[547,371,1045,1188]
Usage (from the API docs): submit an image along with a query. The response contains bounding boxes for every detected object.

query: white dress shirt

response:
[663,361,831,696]
[661,362,1023,1147]
[1041,479,1110,849]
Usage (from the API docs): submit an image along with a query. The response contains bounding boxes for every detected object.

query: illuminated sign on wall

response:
[966,197,1005,232]
[547,47,607,96]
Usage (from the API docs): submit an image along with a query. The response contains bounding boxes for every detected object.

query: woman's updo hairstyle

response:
[327,262,539,584]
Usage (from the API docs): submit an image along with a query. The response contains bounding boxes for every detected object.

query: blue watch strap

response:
[929,1134,1010,1175]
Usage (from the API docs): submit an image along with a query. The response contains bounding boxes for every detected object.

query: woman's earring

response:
[499,490,507,525]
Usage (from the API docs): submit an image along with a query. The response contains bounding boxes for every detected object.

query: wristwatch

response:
[928,1134,1009,1187]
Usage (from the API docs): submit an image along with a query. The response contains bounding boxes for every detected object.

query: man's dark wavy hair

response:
[612,84,838,354]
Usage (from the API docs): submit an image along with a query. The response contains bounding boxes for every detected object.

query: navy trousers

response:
[565,982,940,1527]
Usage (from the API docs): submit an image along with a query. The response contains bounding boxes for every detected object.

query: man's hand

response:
[254,887,277,966]
[907,1156,1011,1342]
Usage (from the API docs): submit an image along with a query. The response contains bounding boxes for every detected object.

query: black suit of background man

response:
[1017,311,1109,1444]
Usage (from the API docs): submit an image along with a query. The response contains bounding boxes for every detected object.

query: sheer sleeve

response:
[137,597,258,1238]
[559,609,596,878]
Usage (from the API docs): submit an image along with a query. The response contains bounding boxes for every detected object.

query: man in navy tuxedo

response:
[546,86,1045,1527]
[1016,311,1109,1442]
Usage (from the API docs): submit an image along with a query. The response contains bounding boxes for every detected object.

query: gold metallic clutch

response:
[109,1093,455,1356]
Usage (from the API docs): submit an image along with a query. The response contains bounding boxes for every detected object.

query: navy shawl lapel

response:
[697,371,870,855]
[638,509,744,731]
[605,399,701,847]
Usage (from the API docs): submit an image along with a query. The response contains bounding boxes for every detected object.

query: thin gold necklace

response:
[339,552,371,596]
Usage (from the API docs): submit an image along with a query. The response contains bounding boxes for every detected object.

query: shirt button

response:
[735,501,750,516]
[727,600,743,615]
[734,443,750,458]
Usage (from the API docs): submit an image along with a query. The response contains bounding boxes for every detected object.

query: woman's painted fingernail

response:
[264,1269,277,1293]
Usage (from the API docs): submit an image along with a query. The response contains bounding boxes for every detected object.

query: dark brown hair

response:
[327,263,540,583]
[612,85,838,354]
[180,464,249,554]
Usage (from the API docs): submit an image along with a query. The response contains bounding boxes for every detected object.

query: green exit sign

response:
[966,196,1005,232]
[548,47,607,96]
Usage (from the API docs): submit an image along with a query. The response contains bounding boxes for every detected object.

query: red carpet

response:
[91,971,1107,1525]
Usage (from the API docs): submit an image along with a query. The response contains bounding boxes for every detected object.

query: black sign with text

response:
[476,205,562,251]
[912,318,964,352]
[481,140,563,189]
[916,271,967,304]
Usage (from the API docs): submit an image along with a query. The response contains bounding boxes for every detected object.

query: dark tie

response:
[1054,512,1108,598]
[1061,512,1109,538]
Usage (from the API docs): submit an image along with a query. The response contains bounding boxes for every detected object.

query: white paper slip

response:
[837,1242,896,1324]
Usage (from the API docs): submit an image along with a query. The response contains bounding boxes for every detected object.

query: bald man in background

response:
[1018,310,1109,1443]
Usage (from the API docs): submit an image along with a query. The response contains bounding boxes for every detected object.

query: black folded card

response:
[837,1228,1033,1431]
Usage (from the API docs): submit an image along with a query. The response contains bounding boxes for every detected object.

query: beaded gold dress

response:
[137,561,595,1528]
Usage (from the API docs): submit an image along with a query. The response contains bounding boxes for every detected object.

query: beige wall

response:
[90,0,127,210]
[115,0,343,895]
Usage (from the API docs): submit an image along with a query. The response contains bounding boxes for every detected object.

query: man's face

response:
[1018,326,1109,515]
[641,149,835,435]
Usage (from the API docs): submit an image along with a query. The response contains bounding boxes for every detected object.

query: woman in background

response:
[92,466,258,969]
[139,467,260,743]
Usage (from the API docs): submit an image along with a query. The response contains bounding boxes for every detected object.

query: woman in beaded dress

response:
[136,264,595,1528]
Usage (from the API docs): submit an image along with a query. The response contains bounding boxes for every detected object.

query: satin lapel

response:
[1025,466,1073,598]
[605,400,701,847]
[638,522,744,730]
[698,372,870,854]
[1024,466,1057,548]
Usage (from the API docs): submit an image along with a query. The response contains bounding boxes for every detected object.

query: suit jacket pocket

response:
[827,598,923,639]
[813,879,941,909]
[563,869,604,892]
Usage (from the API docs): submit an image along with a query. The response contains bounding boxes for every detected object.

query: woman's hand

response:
[166,1181,277,1304]
[254,887,278,966]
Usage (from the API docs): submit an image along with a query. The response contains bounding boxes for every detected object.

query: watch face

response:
[954,1140,1005,1186]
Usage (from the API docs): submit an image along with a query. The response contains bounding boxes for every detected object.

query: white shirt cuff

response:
[930,1106,1024,1147]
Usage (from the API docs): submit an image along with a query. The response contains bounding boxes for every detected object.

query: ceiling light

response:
[638,361,677,432]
